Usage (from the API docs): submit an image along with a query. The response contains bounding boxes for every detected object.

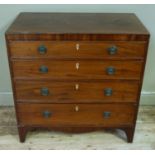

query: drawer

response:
[15,81,139,103]
[17,103,136,127]
[9,41,146,59]
[12,60,143,80]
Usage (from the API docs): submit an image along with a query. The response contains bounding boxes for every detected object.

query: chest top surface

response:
[6,13,149,35]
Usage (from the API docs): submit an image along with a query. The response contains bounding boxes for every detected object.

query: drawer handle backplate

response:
[108,46,117,55]
[39,65,48,73]
[103,111,111,118]
[106,67,116,75]
[42,111,52,118]
[104,88,113,96]
[38,45,47,54]
[40,87,49,96]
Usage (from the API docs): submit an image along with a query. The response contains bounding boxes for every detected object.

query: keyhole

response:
[75,62,80,70]
[76,43,80,51]
[75,105,79,112]
[75,84,79,90]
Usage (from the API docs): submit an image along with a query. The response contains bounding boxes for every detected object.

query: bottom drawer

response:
[17,103,136,127]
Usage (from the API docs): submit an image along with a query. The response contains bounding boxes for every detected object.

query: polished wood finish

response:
[6,13,149,41]
[5,13,150,143]
[15,81,139,103]
[6,13,149,34]
[9,41,146,59]
[12,60,143,80]
[17,103,136,127]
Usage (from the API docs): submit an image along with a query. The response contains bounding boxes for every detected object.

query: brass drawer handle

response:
[39,65,48,73]
[106,67,116,75]
[40,87,49,96]
[38,45,47,54]
[108,46,117,55]
[104,88,113,96]
[103,111,111,118]
[42,111,52,118]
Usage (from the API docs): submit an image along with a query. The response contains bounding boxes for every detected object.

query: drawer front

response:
[12,60,143,80]
[17,103,136,127]
[15,81,139,103]
[9,41,146,59]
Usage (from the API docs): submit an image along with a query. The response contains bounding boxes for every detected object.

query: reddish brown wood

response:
[15,81,139,103]
[5,13,150,143]
[121,127,135,143]
[18,126,28,143]
[130,36,150,143]
[9,41,146,59]
[6,13,149,34]
[6,13,149,41]
[17,103,136,127]
[12,60,143,80]
[6,33,149,41]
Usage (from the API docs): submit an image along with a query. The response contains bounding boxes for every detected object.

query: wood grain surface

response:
[17,103,136,127]
[15,81,139,103]
[12,60,143,80]
[9,41,146,59]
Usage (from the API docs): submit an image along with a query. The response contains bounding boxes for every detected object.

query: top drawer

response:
[9,41,146,59]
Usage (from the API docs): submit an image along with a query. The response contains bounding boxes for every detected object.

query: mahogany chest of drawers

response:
[5,13,150,143]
